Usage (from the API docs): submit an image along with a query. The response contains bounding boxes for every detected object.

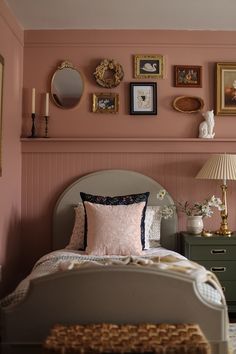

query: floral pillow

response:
[80,192,149,253]
[83,202,146,256]
[66,203,161,251]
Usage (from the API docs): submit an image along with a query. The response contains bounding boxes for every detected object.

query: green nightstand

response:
[179,232,236,313]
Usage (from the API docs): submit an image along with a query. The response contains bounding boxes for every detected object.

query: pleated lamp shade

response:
[196,154,236,182]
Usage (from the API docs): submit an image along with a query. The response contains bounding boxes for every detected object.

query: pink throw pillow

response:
[84,202,145,256]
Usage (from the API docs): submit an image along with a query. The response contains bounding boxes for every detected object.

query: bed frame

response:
[1,170,229,353]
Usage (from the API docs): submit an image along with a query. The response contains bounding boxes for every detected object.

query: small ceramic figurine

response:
[198,110,215,139]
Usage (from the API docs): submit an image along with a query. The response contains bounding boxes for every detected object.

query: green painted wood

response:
[197,260,236,280]
[180,232,236,312]
[220,281,236,302]
[188,245,236,260]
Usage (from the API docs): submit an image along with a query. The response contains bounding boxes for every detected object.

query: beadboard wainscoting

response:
[21,138,236,276]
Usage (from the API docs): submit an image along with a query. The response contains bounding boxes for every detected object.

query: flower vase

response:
[186,215,203,235]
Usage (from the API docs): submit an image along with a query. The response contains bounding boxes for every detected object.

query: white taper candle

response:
[45,92,49,116]
[32,88,36,114]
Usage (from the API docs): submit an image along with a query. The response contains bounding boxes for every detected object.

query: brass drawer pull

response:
[210,266,226,272]
[211,249,226,254]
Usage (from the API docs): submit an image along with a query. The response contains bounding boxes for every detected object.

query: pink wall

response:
[0,0,23,296]
[21,139,236,275]
[18,29,236,281]
[23,30,236,139]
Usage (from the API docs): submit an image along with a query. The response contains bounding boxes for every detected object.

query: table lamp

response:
[196,154,236,236]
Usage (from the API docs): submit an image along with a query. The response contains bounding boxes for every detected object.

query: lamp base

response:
[215,183,232,236]
[215,228,232,237]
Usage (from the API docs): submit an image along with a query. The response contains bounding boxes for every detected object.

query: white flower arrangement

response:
[156,189,176,219]
[157,189,224,219]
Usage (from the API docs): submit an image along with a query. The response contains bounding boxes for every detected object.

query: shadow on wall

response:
[1,207,21,298]
[20,214,53,281]
[3,176,80,298]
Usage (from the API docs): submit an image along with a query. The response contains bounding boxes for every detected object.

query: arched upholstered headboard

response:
[53,170,178,251]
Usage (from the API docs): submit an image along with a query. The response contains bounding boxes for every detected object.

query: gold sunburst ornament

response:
[94,59,124,88]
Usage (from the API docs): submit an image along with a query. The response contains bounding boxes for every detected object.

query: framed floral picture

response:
[0,54,4,177]
[92,93,119,113]
[174,65,202,87]
[216,62,236,115]
[130,82,157,115]
[134,55,164,79]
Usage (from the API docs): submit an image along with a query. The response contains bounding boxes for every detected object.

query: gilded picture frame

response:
[174,65,202,88]
[0,55,4,176]
[216,62,236,115]
[92,93,119,113]
[134,55,164,79]
[130,82,157,115]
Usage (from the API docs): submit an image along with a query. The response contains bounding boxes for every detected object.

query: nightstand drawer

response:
[220,281,236,301]
[197,260,236,280]
[180,232,236,312]
[188,245,236,260]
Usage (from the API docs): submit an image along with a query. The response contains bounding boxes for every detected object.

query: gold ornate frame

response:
[0,55,4,176]
[94,59,124,88]
[51,60,84,109]
[134,55,164,79]
[216,62,236,115]
[92,93,119,113]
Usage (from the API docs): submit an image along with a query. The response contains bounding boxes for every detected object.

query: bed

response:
[0,169,230,353]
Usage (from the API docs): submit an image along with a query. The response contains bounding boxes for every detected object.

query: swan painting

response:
[141,62,158,72]
[135,55,163,79]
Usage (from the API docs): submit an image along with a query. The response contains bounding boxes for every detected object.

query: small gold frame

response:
[92,93,119,114]
[134,55,165,79]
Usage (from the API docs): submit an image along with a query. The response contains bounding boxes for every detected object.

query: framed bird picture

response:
[129,82,157,115]
[134,55,165,79]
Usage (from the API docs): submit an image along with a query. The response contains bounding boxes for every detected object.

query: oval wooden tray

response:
[173,96,204,113]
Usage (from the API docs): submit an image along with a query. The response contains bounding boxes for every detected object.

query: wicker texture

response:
[43,323,211,354]
[173,96,204,113]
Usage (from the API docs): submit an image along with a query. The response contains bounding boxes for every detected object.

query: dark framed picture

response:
[130,82,157,115]
[134,55,164,79]
[216,62,236,115]
[174,65,202,87]
[92,93,119,113]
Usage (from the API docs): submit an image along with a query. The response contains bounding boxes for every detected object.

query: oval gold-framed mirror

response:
[51,61,84,109]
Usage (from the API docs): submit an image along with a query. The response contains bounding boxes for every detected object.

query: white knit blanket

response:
[0,248,224,308]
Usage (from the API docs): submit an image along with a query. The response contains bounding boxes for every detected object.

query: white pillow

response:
[66,204,162,250]
[145,206,162,248]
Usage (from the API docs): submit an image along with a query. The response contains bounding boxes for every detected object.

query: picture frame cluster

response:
[92,54,164,115]
[92,55,234,116]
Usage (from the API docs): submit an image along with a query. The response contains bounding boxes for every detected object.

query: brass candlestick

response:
[215,183,232,236]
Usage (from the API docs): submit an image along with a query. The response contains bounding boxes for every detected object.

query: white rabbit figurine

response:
[198,110,215,139]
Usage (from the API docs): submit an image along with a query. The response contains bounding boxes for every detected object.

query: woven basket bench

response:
[43,323,211,354]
